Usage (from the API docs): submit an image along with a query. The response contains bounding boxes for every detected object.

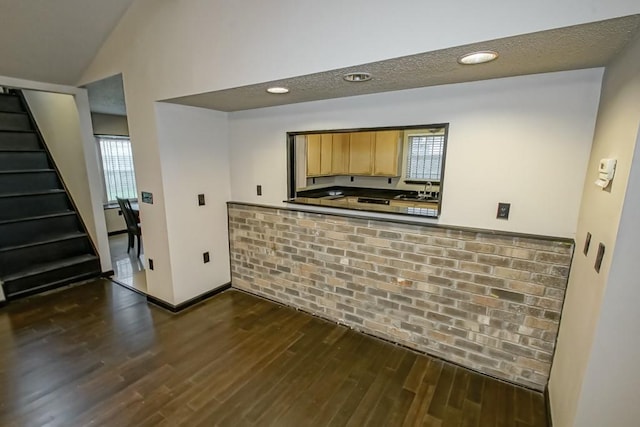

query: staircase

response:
[0,90,101,299]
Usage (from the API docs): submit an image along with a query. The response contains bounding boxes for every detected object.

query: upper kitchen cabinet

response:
[349,132,374,175]
[320,134,333,175]
[306,134,333,177]
[331,133,350,175]
[306,134,321,176]
[373,130,401,176]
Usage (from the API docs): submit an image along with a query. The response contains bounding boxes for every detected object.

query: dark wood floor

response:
[0,279,547,426]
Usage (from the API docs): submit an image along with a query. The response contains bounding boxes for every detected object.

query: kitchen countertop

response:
[289,186,440,218]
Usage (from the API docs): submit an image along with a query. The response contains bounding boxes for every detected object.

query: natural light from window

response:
[97,135,137,203]
[406,134,445,181]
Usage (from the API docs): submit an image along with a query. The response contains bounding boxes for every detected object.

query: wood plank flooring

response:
[0,279,548,426]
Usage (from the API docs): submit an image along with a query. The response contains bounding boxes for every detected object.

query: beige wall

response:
[229,70,601,238]
[155,102,231,304]
[23,90,111,272]
[549,33,640,426]
[104,207,126,233]
[91,112,129,136]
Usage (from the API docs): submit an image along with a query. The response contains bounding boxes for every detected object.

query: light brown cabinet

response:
[307,130,402,177]
[320,134,333,175]
[349,132,374,175]
[331,133,350,175]
[306,134,321,176]
[306,134,333,177]
[373,130,401,176]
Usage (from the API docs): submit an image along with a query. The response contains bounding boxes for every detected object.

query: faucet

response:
[419,181,433,199]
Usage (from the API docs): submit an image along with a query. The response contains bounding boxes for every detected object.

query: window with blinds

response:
[97,136,137,203]
[405,134,445,181]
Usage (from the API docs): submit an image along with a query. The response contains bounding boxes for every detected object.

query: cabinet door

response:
[320,134,333,175]
[349,132,374,175]
[373,130,401,176]
[331,133,350,174]
[306,134,321,176]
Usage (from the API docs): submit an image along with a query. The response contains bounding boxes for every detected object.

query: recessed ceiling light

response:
[343,72,372,82]
[266,86,289,94]
[457,51,499,65]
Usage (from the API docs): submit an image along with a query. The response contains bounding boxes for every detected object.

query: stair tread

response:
[0,188,66,198]
[0,111,27,115]
[1,254,99,281]
[0,149,45,153]
[0,231,88,252]
[0,169,55,174]
[0,129,36,133]
[0,211,75,225]
[7,271,101,298]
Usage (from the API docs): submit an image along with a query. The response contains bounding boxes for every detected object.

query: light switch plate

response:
[497,202,511,220]
[595,243,605,273]
[583,232,592,256]
[198,194,205,206]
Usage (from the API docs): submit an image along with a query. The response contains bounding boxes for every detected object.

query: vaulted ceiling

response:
[0,0,135,85]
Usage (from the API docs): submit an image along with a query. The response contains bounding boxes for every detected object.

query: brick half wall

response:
[227,203,573,390]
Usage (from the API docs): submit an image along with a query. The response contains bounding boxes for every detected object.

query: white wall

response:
[155,102,231,304]
[23,90,112,272]
[91,112,129,136]
[549,33,640,427]
[229,70,602,238]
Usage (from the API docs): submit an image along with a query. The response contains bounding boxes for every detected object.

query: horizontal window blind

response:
[406,134,444,181]
[98,136,137,203]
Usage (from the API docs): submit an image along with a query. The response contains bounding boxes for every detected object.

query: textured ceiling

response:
[167,15,640,112]
[0,0,135,85]
[85,74,127,116]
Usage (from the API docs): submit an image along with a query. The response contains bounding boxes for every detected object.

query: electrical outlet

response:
[256,185,262,196]
[149,259,154,270]
[198,194,205,206]
[497,202,511,220]
[203,252,210,263]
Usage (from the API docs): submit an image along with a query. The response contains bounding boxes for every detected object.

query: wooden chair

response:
[116,198,142,257]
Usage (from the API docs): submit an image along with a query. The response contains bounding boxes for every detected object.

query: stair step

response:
[0,170,60,193]
[0,231,87,252]
[2,254,101,298]
[0,234,93,275]
[0,210,76,225]
[0,112,32,131]
[0,94,24,113]
[2,254,98,281]
[0,212,80,247]
[0,188,66,199]
[0,89,101,301]
[0,191,71,221]
[0,131,41,150]
[0,151,50,170]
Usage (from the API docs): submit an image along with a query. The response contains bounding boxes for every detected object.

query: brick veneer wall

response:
[227,203,573,390]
